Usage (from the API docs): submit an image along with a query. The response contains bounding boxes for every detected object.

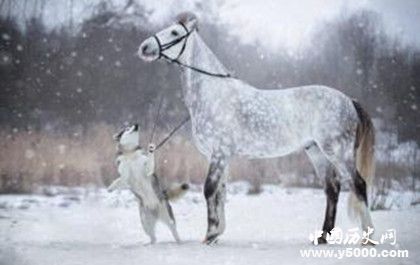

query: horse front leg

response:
[203,151,228,244]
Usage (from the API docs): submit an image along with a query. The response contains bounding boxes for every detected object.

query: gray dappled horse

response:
[138,12,375,244]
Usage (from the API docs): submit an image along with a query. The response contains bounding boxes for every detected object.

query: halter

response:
[153,22,232,78]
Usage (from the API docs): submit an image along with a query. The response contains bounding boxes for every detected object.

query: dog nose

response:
[142,44,149,53]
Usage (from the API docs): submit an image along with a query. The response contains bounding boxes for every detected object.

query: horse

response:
[138,12,375,244]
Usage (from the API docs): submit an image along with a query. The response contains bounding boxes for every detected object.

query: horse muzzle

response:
[138,38,159,62]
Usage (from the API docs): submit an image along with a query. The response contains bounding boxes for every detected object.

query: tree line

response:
[1,3,419,143]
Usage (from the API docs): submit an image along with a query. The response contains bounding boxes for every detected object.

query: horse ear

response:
[176,12,198,30]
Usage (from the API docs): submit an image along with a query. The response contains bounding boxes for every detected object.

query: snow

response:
[1,183,419,265]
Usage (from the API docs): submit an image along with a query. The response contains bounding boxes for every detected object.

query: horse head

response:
[138,12,198,62]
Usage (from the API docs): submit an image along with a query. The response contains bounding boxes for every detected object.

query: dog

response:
[108,123,189,244]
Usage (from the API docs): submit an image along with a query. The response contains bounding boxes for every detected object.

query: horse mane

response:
[176,12,197,27]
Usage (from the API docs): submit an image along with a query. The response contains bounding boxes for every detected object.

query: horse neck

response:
[178,32,228,107]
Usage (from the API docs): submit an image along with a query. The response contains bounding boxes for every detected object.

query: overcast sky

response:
[2,0,420,51]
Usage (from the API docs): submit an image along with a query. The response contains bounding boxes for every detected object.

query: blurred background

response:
[0,0,419,205]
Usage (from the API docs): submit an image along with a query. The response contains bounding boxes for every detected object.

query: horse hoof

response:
[314,237,328,245]
[203,234,219,245]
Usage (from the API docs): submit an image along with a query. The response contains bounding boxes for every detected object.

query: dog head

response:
[114,124,140,151]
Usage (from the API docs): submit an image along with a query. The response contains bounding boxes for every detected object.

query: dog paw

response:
[148,143,156,153]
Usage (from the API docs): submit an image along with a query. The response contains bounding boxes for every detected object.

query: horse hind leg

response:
[318,140,374,236]
[305,143,341,244]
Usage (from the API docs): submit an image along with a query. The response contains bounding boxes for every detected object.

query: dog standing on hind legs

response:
[108,123,189,244]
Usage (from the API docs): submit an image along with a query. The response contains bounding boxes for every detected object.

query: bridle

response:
[152,22,232,78]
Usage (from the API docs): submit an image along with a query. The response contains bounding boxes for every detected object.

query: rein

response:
[153,22,232,78]
[148,94,190,151]
[155,116,190,151]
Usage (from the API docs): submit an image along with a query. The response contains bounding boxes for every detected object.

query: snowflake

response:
[25,149,35,159]
[2,55,10,63]
[411,104,418,111]
[356,68,363,75]
[16,44,23,51]
[76,87,83,93]
[58,145,67,154]
[1,33,11,40]
[98,55,104,61]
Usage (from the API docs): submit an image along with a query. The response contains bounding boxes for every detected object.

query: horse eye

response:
[171,30,179,36]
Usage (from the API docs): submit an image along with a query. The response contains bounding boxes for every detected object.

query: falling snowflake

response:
[1,33,11,40]
[76,87,83,93]
[1,52,12,65]
[98,55,104,61]
[16,44,23,51]
[356,68,363,75]
[58,145,67,154]
[25,149,35,159]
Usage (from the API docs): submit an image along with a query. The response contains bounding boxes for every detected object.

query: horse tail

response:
[348,100,375,220]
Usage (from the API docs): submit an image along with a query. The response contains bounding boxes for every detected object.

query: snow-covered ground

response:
[1,183,419,265]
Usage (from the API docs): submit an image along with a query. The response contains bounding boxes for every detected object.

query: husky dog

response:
[108,124,189,244]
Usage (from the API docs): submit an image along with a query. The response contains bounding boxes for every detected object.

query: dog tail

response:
[165,183,189,201]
